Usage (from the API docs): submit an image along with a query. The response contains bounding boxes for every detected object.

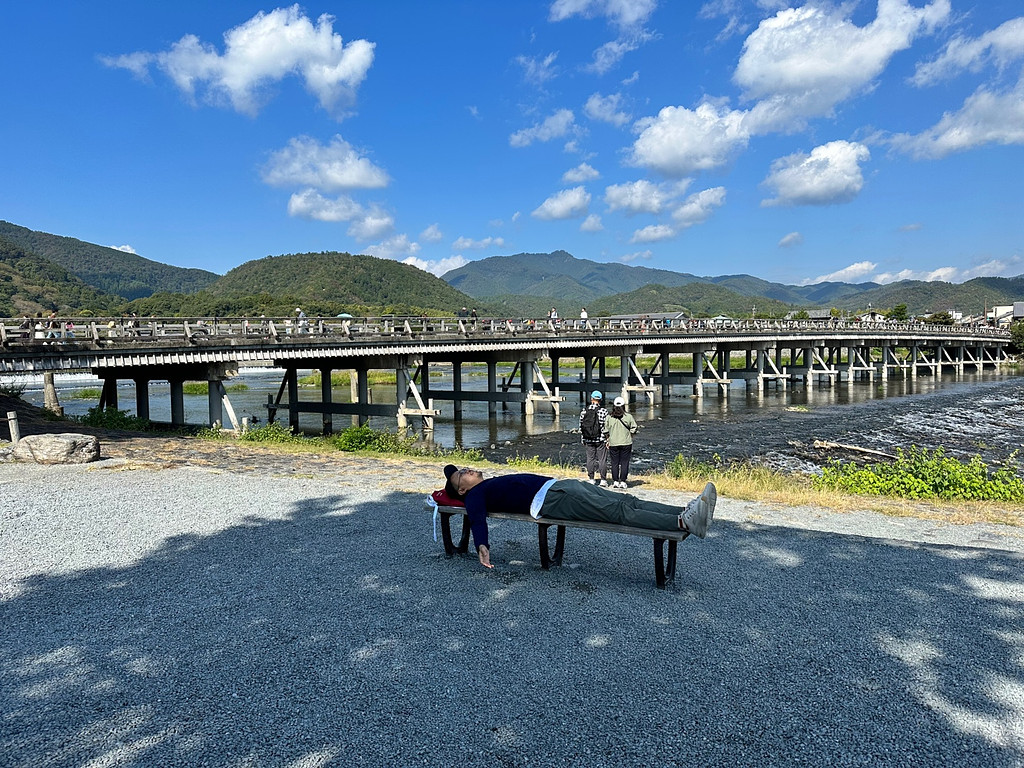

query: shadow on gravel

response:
[2,489,1023,767]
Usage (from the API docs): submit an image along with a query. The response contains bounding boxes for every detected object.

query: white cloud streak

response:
[563,163,601,183]
[912,17,1024,86]
[510,109,577,147]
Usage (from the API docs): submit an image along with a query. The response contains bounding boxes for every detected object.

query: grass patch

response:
[69,387,103,399]
[298,371,397,387]
[180,382,251,396]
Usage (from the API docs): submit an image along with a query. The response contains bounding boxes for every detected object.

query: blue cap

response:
[590,390,602,399]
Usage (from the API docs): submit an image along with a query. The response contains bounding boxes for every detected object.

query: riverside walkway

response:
[0,315,1011,432]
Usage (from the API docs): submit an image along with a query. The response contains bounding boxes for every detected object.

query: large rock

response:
[13,433,101,464]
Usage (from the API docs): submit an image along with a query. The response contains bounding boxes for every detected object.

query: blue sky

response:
[2,1,1022,287]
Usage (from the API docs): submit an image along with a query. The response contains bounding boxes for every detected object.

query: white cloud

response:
[548,0,657,29]
[363,234,419,260]
[778,231,803,248]
[347,205,394,240]
[912,17,1024,86]
[532,186,591,220]
[109,244,137,254]
[604,179,673,215]
[262,135,389,191]
[510,109,577,147]
[587,34,651,75]
[287,189,364,222]
[761,140,870,207]
[630,224,675,243]
[286,189,394,240]
[875,257,1022,284]
[452,236,505,250]
[629,102,749,176]
[801,261,878,285]
[584,92,631,126]
[516,52,559,85]
[581,213,604,232]
[889,78,1024,159]
[420,224,443,243]
[737,0,951,133]
[619,249,653,262]
[404,254,468,277]
[563,163,601,183]
[102,5,375,119]
[672,186,726,228]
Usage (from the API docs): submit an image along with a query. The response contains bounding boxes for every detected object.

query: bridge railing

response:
[0,314,1011,346]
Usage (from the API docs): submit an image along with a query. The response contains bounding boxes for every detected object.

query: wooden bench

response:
[431,504,690,588]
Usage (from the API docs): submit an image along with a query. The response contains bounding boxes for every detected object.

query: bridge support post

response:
[134,378,150,421]
[487,361,498,416]
[287,368,300,430]
[99,376,119,410]
[692,350,703,398]
[453,362,463,418]
[208,381,224,427]
[170,380,184,425]
[321,366,333,435]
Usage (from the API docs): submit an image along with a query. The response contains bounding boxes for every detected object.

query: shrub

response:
[813,446,1024,502]
[75,406,152,431]
[0,380,27,398]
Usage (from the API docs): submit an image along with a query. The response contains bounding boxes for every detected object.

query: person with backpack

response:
[606,396,639,488]
[579,390,609,487]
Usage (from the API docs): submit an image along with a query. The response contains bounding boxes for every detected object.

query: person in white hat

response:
[606,396,638,488]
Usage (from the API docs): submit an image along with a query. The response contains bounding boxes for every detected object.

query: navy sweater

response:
[464,473,551,548]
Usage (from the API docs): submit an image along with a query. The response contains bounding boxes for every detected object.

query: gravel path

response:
[3,456,1024,767]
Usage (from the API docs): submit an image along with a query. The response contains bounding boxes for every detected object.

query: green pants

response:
[540,480,681,531]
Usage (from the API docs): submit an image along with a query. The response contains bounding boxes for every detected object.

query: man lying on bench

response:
[446,467,717,569]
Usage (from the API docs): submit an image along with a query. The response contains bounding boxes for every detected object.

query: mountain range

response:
[1,220,1020,318]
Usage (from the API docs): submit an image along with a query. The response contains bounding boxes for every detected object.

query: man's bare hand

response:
[477,545,493,568]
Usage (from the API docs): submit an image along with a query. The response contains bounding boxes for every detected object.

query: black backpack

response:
[580,407,601,441]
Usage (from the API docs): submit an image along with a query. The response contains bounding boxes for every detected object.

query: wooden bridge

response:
[1,315,1012,432]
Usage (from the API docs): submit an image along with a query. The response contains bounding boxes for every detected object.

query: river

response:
[7,366,1023,474]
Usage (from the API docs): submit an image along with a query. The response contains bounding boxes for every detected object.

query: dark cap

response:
[443,464,463,498]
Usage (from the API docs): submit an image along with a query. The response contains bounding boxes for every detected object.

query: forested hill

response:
[195,251,477,315]
[0,237,120,316]
[0,221,218,300]
[442,250,702,303]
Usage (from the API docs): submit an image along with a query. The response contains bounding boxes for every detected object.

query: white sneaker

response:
[587,478,598,484]
[599,479,609,487]
[681,482,717,539]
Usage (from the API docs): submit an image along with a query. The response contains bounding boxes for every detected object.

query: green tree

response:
[924,311,954,325]
[887,303,909,321]
[1009,320,1024,353]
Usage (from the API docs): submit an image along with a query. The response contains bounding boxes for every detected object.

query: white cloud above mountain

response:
[761,141,870,207]
[102,6,374,119]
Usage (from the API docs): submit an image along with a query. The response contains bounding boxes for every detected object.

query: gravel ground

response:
[2,456,1024,768]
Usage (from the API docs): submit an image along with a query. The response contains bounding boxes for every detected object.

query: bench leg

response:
[538,524,567,569]
[440,513,472,557]
[653,538,677,589]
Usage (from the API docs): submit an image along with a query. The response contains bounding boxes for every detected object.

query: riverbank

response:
[2,450,1023,767]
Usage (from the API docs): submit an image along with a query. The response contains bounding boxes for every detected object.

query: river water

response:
[7,366,1023,474]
